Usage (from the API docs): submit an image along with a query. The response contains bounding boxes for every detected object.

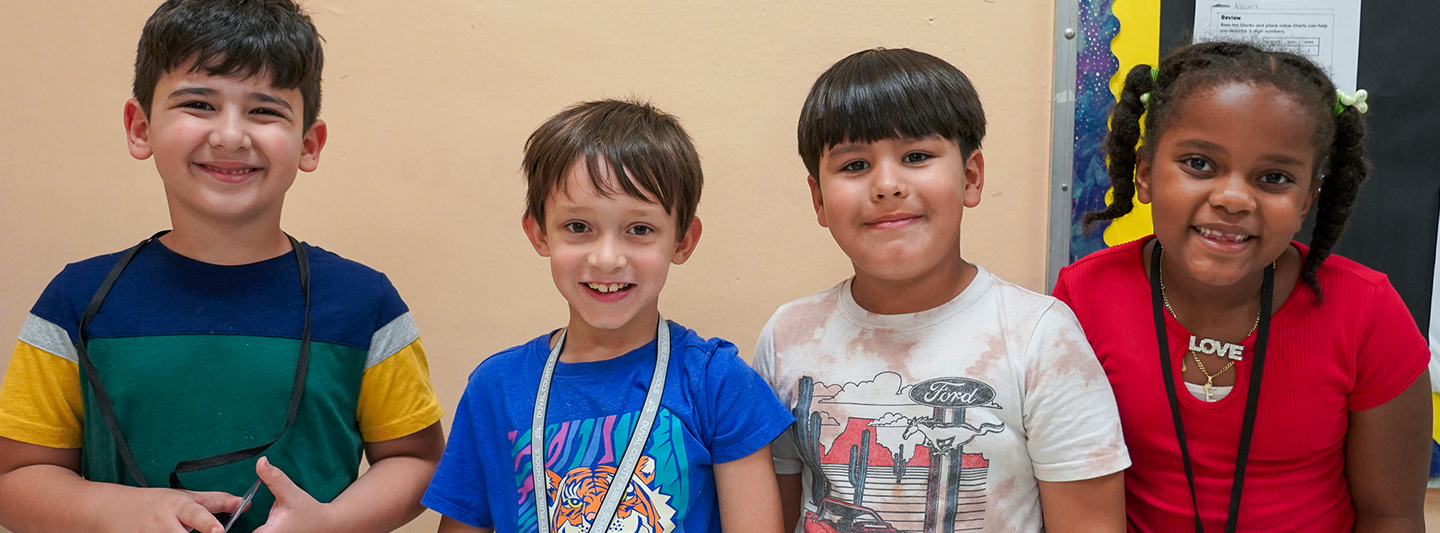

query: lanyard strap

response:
[1149,242,1273,533]
[74,231,312,489]
[531,316,670,533]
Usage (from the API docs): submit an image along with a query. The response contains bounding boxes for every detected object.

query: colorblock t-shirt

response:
[754,266,1130,533]
[1053,238,1428,532]
[423,321,794,533]
[0,240,442,533]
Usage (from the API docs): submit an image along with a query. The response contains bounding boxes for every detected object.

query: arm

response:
[1037,472,1125,533]
[715,445,784,533]
[0,437,240,533]
[437,515,492,533]
[777,473,802,533]
[253,421,446,533]
[1347,373,1429,533]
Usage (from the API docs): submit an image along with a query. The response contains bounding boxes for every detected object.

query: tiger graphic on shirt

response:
[543,455,677,533]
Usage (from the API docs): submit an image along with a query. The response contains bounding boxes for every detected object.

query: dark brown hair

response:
[134,0,325,130]
[798,48,986,178]
[523,99,703,237]
[1087,41,1369,298]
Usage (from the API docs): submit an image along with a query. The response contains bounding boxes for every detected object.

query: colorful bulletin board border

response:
[1069,0,1158,262]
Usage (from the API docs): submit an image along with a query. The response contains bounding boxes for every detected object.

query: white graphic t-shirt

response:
[753,266,1129,533]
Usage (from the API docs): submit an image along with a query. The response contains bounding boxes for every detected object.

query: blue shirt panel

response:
[423,321,793,532]
[28,240,408,350]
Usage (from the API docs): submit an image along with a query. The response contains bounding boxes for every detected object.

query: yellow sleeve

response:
[356,338,442,442]
[0,341,83,448]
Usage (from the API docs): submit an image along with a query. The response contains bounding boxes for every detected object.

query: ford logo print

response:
[908,377,996,408]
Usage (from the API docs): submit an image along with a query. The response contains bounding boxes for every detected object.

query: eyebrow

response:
[164,87,292,112]
[252,92,293,112]
[826,143,868,158]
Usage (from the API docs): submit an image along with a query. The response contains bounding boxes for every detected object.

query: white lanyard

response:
[531,316,670,533]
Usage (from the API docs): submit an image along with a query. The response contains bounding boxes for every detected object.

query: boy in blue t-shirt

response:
[0,1,444,532]
[423,99,794,533]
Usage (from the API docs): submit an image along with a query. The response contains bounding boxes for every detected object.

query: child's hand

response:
[99,486,240,533]
[252,456,336,533]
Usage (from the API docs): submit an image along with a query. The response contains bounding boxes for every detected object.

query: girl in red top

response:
[1053,41,1429,532]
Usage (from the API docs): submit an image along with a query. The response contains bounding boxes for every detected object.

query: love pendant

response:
[1189,335,1244,361]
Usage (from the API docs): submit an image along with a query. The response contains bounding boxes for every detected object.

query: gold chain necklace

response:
[1158,251,1262,362]
[1188,352,1235,401]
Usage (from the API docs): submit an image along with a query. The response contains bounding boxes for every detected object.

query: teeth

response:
[1198,227,1251,243]
[586,283,631,294]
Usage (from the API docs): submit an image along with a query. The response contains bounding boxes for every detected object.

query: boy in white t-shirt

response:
[753,48,1130,533]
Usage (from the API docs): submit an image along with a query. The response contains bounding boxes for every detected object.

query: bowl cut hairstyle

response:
[523,99,704,238]
[134,0,325,131]
[798,48,987,178]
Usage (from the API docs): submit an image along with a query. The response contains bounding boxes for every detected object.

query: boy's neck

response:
[851,255,978,315]
[553,307,663,364]
[159,218,293,266]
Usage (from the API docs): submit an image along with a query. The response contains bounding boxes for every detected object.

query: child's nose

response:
[587,234,628,272]
[209,110,251,151]
[1208,172,1256,214]
[871,163,907,200]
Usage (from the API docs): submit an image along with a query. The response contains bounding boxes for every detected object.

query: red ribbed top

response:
[1054,237,1427,532]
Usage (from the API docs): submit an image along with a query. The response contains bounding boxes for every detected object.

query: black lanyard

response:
[1149,242,1273,533]
[74,230,312,490]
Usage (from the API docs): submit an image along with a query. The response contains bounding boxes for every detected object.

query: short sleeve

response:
[356,338,442,442]
[422,372,494,528]
[751,318,803,475]
[703,341,794,464]
[1349,279,1429,411]
[1020,303,1130,482]
[0,339,83,448]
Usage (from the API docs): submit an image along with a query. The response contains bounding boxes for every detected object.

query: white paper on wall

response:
[1193,0,1362,93]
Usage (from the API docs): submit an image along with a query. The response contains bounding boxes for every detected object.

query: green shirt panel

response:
[80,334,366,533]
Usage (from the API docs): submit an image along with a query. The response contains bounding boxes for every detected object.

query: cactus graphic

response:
[793,376,831,505]
[892,444,907,482]
[848,429,871,505]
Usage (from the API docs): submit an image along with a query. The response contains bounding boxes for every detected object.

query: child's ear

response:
[298,119,328,173]
[808,176,829,228]
[671,217,703,265]
[962,149,985,208]
[1136,158,1154,204]
[522,214,551,257]
[1301,178,1322,217]
[123,99,153,161]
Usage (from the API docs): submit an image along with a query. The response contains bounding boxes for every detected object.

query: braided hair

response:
[1086,41,1370,298]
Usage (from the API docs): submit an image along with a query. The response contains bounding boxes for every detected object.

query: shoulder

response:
[668,321,741,365]
[980,270,1085,345]
[28,248,133,334]
[1057,238,1145,286]
[1306,245,1393,292]
[764,281,846,333]
[467,332,549,384]
[302,242,412,336]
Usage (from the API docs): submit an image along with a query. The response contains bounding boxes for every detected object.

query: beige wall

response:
[0,1,1055,531]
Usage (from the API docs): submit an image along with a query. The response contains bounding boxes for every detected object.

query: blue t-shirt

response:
[423,321,793,533]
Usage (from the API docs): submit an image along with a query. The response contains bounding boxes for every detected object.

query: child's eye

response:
[563,222,589,233]
[1182,157,1214,173]
[179,101,214,111]
[628,225,655,236]
[251,107,285,118]
[902,152,932,164]
[1258,172,1292,185]
[840,160,869,172]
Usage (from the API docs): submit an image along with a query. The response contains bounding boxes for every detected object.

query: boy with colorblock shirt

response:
[0,1,444,532]
[423,99,794,533]
[752,48,1130,533]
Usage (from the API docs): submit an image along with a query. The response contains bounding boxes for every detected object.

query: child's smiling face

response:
[809,135,983,287]
[1137,81,1321,287]
[125,65,325,228]
[524,159,700,335]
